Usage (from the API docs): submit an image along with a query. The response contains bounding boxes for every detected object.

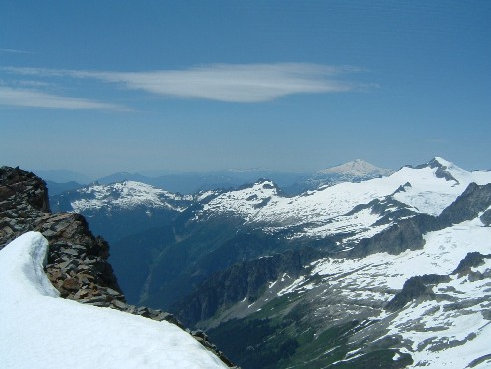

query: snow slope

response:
[200,158,491,240]
[271,214,491,368]
[0,232,227,369]
[311,214,491,293]
[69,181,192,212]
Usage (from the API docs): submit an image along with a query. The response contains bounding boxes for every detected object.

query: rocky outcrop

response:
[481,209,491,226]
[1,166,122,304]
[385,274,450,311]
[173,247,322,327]
[349,213,438,258]
[452,252,491,277]
[349,183,491,259]
[415,157,459,183]
[0,166,236,368]
[439,183,491,226]
[386,251,491,312]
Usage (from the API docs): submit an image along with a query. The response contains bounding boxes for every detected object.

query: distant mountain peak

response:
[316,159,392,177]
[415,157,463,183]
[427,156,455,169]
[54,180,192,213]
[415,157,461,171]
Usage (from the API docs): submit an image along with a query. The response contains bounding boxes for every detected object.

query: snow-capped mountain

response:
[52,180,192,213]
[198,157,491,242]
[179,181,491,369]
[316,158,392,177]
[284,159,393,194]
[43,157,491,368]
[50,181,193,244]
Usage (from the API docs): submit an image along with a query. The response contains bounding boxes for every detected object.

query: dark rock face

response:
[348,183,491,260]
[0,166,237,368]
[452,252,491,276]
[417,158,459,183]
[174,248,321,326]
[385,274,450,311]
[481,209,491,226]
[439,183,491,226]
[349,213,438,258]
[1,166,122,302]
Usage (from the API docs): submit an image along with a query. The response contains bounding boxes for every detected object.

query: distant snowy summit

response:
[197,156,491,241]
[316,158,393,177]
[52,157,491,245]
[286,159,393,194]
[52,180,192,213]
[49,180,194,244]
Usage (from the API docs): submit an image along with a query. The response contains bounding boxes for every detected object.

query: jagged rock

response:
[481,209,491,226]
[349,213,438,258]
[62,277,80,291]
[439,183,491,226]
[110,299,127,310]
[385,274,451,311]
[105,287,122,297]
[0,166,237,367]
[452,252,491,276]
[173,247,321,326]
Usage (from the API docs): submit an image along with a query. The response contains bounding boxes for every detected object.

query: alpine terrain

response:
[49,157,491,368]
[0,166,235,369]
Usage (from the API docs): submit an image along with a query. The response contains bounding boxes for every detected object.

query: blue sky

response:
[1,1,490,177]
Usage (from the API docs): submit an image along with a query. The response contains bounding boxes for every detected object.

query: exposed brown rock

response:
[0,166,238,368]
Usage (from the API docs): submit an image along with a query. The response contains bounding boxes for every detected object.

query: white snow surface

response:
[386,254,491,369]
[0,232,228,369]
[200,158,491,238]
[311,216,491,292]
[264,214,491,367]
[300,215,491,368]
[391,284,491,368]
[71,181,191,212]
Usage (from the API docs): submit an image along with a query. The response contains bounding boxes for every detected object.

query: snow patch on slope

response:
[311,216,491,292]
[270,215,491,367]
[71,181,191,212]
[0,232,227,369]
[388,258,491,368]
[200,158,491,239]
[298,207,385,240]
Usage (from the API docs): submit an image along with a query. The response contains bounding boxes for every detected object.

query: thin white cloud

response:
[17,80,52,88]
[0,86,125,110]
[0,48,33,54]
[2,63,366,102]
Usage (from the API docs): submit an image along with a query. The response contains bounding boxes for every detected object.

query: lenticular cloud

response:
[2,63,363,102]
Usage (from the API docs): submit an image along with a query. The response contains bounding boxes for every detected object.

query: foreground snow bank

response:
[0,232,227,369]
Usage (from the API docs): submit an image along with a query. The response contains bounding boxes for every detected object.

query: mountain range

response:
[40,159,390,195]
[46,157,491,368]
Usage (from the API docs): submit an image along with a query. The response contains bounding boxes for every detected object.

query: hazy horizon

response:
[16,155,486,185]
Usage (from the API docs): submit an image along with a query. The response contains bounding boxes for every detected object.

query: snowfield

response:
[275,214,491,368]
[0,232,227,369]
[71,181,191,212]
[200,158,491,239]
[311,215,491,292]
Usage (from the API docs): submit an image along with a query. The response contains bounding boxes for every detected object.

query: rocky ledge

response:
[0,166,235,368]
